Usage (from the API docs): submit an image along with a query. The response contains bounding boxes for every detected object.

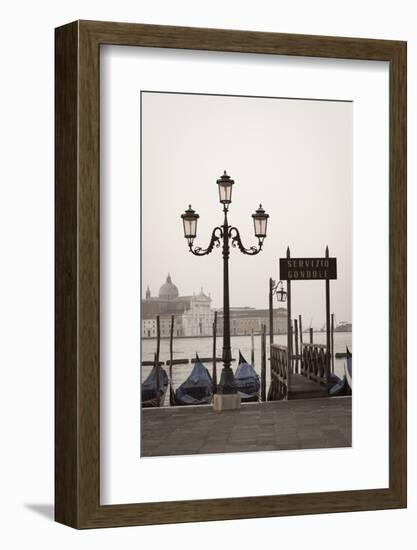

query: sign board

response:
[280,257,337,281]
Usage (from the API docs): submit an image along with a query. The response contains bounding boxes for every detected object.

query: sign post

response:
[286,247,292,394]
[325,246,331,391]
[279,246,337,394]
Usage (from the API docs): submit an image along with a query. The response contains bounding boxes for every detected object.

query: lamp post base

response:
[217,365,237,395]
[213,393,241,411]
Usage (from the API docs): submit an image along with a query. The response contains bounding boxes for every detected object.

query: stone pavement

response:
[141,397,351,457]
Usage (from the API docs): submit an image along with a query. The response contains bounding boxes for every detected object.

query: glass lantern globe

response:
[276,282,287,302]
[181,205,199,241]
[252,204,269,238]
[216,171,234,204]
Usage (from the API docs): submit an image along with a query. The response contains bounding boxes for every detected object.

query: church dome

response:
[196,287,210,301]
[159,274,179,299]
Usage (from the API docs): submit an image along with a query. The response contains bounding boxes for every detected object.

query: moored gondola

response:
[173,354,214,405]
[344,347,352,391]
[235,351,260,402]
[141,364,169,407]
[328,372,349,397]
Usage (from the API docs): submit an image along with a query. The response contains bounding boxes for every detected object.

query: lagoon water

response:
[141,332,352,406]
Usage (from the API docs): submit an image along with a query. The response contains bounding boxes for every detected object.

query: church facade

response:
[141,274,214,338]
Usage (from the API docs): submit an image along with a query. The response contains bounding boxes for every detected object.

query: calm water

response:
[141,332,352,406]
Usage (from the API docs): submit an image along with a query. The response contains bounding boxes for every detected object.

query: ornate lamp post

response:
[181,171,269,402]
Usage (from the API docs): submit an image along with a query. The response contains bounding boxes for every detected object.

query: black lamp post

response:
[181,171,269,394]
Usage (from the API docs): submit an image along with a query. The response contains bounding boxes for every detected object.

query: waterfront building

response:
[142,318,157,338]
[334,321,352,332]
[216,306,287,336]
[142,275,287,338]
[182,288,214,337]
[142,274,214,337]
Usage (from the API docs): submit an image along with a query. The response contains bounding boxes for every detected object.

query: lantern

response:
[252,204,269,238]
[181,205,199,241]
[216,171,234,204]
[276,281,287,302]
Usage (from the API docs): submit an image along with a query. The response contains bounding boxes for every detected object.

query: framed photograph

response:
[55,20,406,528]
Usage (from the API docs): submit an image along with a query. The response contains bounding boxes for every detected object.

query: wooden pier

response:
[268,342,330,400]
[141,397,351,457]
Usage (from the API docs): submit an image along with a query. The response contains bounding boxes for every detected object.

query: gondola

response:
[234,351,260,402]
[141,363,169,407]
[173,354,213,405]
[344,347,352,391]
[328,372,349,397]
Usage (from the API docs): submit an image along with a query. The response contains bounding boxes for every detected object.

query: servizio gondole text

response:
[279,257,337,281]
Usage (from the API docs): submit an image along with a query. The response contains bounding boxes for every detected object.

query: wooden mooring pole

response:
[325,246,331,391]
[156,316,161,406]
[286,247,292,394]
[331,313,335,374]
[261,323,266,401]
[169,315,174,405]
[156,315,161,362]
[294,318,299,374]
[299,315,304,373]
[251,328,255,367]
[309,327,313,344]
[155,352,161,407]
[212,311,218,392]
[269,277,274,346]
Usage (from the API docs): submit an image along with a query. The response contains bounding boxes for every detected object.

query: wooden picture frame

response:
[55,20,407,528]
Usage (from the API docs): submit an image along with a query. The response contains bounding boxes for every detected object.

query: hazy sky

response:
[141,92,352,328]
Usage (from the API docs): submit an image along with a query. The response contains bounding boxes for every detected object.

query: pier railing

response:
[301,343,328,387]
[268,344,290,400]
[269,342,329,400]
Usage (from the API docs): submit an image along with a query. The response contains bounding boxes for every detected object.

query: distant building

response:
[216,306,287,336]
[182,288,214,337]
[142,274,214,337]
[334,322,352,332]
[142,318,157,338]
[142,275,287,338]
